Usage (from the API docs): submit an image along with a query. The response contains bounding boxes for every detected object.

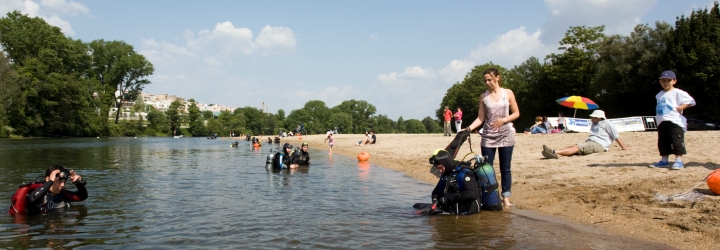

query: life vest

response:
[9,182,45,215]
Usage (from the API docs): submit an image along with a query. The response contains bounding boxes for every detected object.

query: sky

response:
[0,0,716,120]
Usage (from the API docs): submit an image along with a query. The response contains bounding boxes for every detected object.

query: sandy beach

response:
[276,131,720,250]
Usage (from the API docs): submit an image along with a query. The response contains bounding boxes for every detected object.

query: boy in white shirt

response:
[649,71,696,170]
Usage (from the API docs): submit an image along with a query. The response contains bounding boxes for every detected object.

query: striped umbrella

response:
[556,96,599,117]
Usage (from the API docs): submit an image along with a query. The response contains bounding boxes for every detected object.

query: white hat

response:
[589,110,606,119]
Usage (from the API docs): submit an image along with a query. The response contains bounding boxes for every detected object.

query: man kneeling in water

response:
[290,142,311,165]
[26,164,88,214]
[426,149,481,215]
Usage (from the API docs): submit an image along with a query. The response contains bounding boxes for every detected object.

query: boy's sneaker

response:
[648,161,670,168]
[670,161,684,170]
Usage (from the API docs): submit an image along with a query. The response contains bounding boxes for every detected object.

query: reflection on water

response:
[0,138,671,249]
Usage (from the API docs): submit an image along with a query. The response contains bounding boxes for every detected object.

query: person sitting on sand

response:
[542,110,630,159]
[356,130,376,145]
[528,116,546,134]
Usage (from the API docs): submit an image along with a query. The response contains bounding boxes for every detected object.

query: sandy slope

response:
[275,131,719,250]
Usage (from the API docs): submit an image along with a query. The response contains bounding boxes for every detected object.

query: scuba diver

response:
[414,130,503,215]
[272,143,298,169]
[426,149,481,215]
[10,164,87,215]
[231,141,239,148]
[290,142,311,165]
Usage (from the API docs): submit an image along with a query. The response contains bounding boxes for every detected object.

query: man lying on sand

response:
[542,110,630,159]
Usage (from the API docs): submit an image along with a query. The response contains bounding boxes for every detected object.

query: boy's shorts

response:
[577,140,605,155]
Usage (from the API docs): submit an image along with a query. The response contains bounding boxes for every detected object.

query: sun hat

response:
[589,110,606,119]
[659,70,676,79]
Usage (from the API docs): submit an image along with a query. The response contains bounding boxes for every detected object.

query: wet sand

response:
[279,131,720,250]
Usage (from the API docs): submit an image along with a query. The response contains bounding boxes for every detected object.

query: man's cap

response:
[659,70,676,79]
[302,142,308,146]
[589,110,606,119]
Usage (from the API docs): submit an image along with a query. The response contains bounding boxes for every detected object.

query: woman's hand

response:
[490,118,506,130]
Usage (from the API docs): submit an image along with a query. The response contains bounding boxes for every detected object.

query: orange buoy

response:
[707,169,720,195]
[357,151,370,161]
[253,143,260,148]
[298,136,303,140]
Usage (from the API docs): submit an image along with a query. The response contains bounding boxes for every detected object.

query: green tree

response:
[328,112,353,134]
[332,99,376,133]
[505,57,548,128]
[218,110,240,136]
[594,22,672,117]
[146,107,168,134]
[202,110,214,120]
[299,100,331,134]
[285,108,310,134]
[396,116,406,133]
[0,52,19,137]
[187,100,205,136]
[206,117,223,136]
[0,11,100,136]
[166,99,183,135]
[666,2,720,117]
[421,116,443,133]
[545,25,605,100]
[369,114,396,133]
[405,119,427,133]
[88,39,154,124]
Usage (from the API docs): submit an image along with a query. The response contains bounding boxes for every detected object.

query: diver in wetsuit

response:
[273,143,297,169]
[428,149,481,215]
[290,142,311,165]
[26,164,87,214]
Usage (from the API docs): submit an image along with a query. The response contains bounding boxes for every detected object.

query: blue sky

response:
[1,0,715,119]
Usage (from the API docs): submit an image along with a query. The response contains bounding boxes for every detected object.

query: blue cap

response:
[659,70,676,79]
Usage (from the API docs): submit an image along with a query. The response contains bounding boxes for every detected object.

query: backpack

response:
[455,156,503,211]
[9,182,45,215]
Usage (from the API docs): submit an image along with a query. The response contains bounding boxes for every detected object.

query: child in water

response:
[324,132,334,155]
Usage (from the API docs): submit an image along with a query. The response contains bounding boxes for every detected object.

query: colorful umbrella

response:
[556,96,599,117]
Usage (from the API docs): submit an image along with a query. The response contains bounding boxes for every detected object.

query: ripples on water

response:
[0,138,671,249]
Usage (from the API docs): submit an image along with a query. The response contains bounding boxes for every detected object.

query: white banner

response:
[565,118,591,132]
[607,117,646,132]
[548,116,647,133]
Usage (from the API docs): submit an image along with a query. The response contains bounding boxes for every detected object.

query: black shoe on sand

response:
[542,145,558,159]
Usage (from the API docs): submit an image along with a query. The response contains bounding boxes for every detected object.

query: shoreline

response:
[281,132,720,250]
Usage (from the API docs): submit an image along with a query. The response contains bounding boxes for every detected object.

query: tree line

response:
[439,2,720,131]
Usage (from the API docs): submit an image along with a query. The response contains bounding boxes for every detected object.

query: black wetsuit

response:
[432,165,481,215]
[291,150,310,165]
[273,152,293,169]
[26,180,87,214]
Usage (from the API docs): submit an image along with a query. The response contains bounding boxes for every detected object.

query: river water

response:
[0,138,672,249]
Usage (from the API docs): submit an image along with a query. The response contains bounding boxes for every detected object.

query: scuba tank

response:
[266,148,283,170]
[472,155,503,211]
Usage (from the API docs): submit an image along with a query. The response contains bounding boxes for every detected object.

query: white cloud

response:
[438,59,474,83]
[0,0,90,36]
[378,66,437,84]
[141,22,296,67]
[40,0,89,16]
[541,0,657,44]
[369,34,379,41]
[256,25,296,56]
[468,26,550,67]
